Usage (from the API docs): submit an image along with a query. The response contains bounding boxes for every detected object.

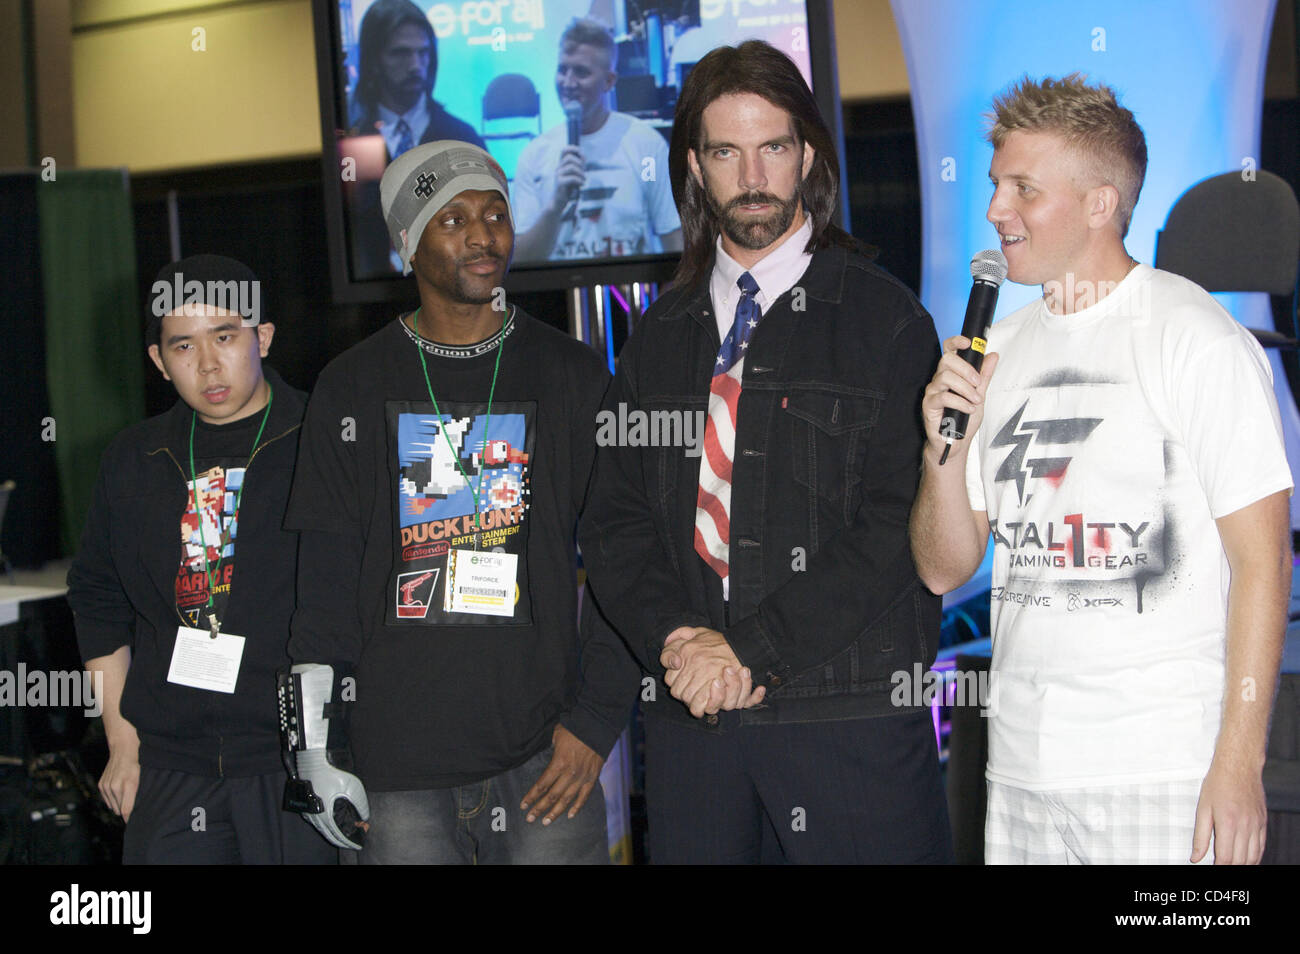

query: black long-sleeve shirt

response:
[67,369,306,775]
[285,311,640,790]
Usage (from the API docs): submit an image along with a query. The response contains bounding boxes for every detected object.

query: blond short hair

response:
[561,17,617,70]
[987,74,1148,237]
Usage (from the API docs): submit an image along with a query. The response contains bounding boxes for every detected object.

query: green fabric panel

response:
[38,168,144,556]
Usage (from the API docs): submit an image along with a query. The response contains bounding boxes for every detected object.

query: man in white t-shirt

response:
[511,18,682,263]
[909,74,1293,864]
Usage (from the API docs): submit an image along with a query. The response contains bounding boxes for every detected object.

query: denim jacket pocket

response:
[785,387,883,522]
[812,583,926,696]
[774,582,926,700]
[642,395,708,573]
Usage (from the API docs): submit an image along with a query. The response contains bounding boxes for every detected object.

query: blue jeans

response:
[359,745,609,864]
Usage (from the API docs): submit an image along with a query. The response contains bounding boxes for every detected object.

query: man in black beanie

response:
[66,254,334,864]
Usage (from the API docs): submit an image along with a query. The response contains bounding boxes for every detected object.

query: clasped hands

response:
[660,626,767,718]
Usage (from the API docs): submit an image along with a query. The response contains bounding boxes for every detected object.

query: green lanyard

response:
[187,383,273,637]
[411,306,506,550]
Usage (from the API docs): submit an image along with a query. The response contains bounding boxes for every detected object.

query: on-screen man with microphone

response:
[512,17,682,263]
[909,74,1292,865]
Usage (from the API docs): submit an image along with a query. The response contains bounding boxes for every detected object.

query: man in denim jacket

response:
[579,41,953,864]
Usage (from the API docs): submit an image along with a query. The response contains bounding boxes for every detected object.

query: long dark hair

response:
[355,0,437,112]
[669,40,863,290]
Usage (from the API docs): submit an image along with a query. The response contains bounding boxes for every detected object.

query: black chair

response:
[1155,169,1300,349]
[480,73,541,143]
[1157,170,1300,861]
[1263,670,1300,863]
[614,74,658,116]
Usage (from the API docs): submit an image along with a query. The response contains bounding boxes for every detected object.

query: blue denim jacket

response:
[580,247,943,729]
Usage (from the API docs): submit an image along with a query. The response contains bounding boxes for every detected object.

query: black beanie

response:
[146,254,261,348]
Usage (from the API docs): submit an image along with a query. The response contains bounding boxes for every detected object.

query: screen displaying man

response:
[512,17,682,263]
[345,0,488,278]
[347,0,484,156]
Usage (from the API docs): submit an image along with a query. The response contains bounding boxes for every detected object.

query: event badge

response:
[444,549,518,617]
[166,626,246,693]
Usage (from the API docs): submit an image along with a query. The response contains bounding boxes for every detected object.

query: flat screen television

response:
[313,0,847,302]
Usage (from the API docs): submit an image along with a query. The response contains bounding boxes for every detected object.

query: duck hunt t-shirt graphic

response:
[386,400,536,626]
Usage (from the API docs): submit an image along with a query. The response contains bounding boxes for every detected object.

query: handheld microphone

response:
[564,101,583,147]
[938,249,1008,465]
[564,102,583,203]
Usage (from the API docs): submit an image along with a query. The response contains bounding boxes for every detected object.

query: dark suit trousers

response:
[644,708,953,864]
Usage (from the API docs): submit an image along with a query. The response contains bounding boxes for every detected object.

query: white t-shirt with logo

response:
[966,264,1293,790]
[511,112,679,262]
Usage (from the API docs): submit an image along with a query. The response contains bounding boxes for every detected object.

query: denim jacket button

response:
[706,714,719,726]
[768,674,782,687]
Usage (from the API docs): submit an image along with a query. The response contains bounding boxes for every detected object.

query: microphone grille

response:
[970,249,1008,286]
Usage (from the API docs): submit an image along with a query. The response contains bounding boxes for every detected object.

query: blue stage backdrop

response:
[891,0,1299,546]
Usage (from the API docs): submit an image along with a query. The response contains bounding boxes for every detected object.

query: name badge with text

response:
[444,549,518,617]
[166,626,246,693]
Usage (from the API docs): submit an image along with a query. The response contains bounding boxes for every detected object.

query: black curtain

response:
[0,173,61,567]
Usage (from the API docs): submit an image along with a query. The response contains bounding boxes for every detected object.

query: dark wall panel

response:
[0,173,62,567]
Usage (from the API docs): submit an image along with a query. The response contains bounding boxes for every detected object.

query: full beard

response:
[706,186,801,251]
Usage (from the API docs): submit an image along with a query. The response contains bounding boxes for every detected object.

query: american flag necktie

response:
[695,271,762,580]
[393,119,414,158]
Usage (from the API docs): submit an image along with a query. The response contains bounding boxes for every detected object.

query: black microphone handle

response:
[565,107,583,202]
[939,280,1000,448]
[565,104,582,147]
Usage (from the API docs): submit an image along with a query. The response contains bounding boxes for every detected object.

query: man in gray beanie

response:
[68,254,334,864]
[281,141,639,863]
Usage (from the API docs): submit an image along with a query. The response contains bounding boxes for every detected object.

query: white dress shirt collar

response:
[708,215,814,340]
[377,97,430,152]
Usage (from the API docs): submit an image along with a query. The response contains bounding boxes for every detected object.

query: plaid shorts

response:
[984,778,1214,865]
